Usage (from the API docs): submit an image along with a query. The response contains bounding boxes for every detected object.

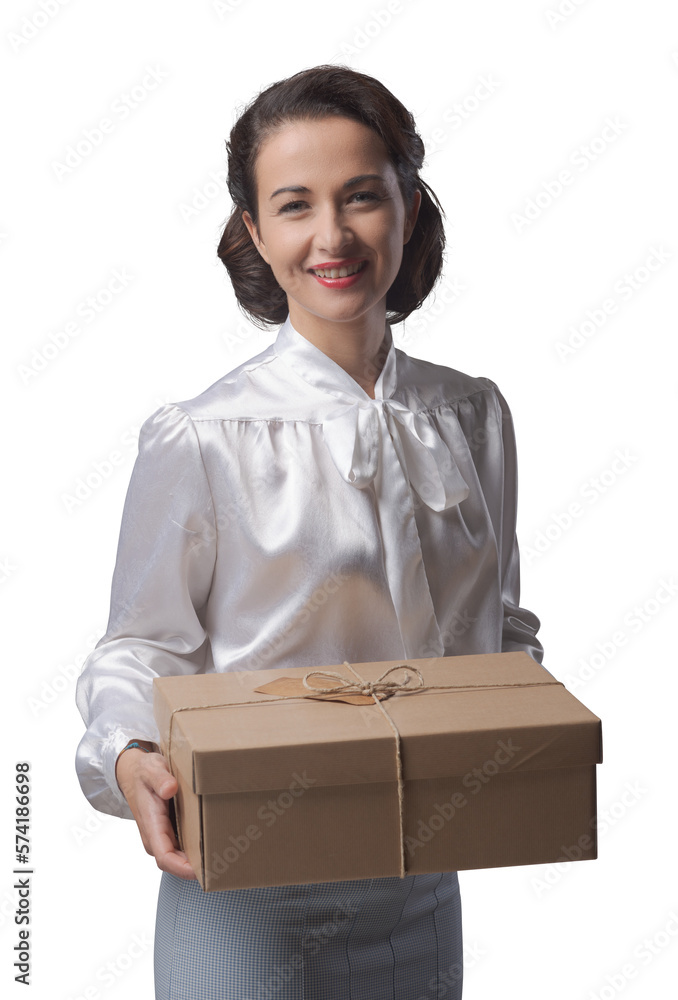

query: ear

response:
[242,210,271,265]
[403,188,422,245]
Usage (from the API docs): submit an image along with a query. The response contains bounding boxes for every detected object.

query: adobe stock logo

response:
[212,0,247,16]
[544,0,593,30]
[7,0,71,52]
[554,246,672,360]
[405,739,521,856]
[204,771,317,880]
[328,2,404,61]
[585,909,678,1000]
[511,116,628,234]
[17,268,135,385]
[51,67,170,179]
[425,75,502,155]
[524,449,638,565]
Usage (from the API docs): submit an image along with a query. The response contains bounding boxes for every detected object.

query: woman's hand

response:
[115,743,197,881]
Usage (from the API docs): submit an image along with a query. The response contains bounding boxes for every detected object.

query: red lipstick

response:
[309,256,367,269]
[308,258,368,289]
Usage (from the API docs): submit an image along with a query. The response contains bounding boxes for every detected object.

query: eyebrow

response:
[269,174,387,200]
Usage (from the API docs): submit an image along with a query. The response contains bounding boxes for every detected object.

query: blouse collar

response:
[272,313,397,403]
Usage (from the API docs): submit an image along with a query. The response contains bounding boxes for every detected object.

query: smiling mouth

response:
[309,260,367,279]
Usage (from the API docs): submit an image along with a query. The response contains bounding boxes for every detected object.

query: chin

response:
[308,304,378,325]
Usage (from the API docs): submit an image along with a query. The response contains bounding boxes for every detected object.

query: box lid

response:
[153,652,603,795]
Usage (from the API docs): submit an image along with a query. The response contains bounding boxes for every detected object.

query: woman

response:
[75,64,543,999]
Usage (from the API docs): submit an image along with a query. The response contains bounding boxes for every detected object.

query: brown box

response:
[153,652,602,891]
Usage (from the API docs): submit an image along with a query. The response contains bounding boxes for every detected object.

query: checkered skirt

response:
[154,870,463,999]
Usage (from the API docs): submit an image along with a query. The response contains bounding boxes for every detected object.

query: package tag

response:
[253,676,388,706]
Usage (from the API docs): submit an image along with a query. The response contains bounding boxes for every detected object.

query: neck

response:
[287,305,389,399]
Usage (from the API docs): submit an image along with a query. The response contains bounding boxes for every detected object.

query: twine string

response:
[339,662,411,878]
[303,661,426,700]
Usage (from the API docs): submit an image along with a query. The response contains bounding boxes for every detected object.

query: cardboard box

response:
[153,652,602,891]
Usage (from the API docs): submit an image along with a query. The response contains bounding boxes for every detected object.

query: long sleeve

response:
[489,382,544,664]
[75,403,217,818]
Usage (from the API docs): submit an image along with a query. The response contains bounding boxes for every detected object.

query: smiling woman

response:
[75,63,543,1000]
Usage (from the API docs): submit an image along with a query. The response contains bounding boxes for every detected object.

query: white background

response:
[2,1,677,997]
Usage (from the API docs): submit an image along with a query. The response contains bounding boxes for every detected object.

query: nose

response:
[314,201,353,256]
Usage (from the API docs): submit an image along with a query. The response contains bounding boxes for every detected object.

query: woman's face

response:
[242,116,421,333]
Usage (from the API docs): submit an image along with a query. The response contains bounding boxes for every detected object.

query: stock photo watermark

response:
[0,556,16,585]
[70,808,115,848]
[64,931,153,1000]
[554,245,672,360]
[425,75,502,154]
[178,168,228,223]
[564,577,677,692]
[584,908,678,1000]
[544,0,594,30]
[60,397,169,514]
[220,317,261,353]
[398,275,468,345]
[405,738,522,858]
[17,268,134,385]
[416,608,479,658]
[246,571,350,671]
[524,448,638,565]
[204,770,317,881]
[51,66,169,179]
[254,899,362,998]
[27,628,105,717]
[7,0,73,52]
[511,116,628,234]
[529,779,648,897]
[328,1,404,61]
[212,0,247,17]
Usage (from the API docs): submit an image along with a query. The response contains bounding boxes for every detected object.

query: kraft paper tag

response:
[253,676,388,706]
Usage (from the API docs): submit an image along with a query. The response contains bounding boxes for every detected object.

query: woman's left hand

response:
[115,745,197,880]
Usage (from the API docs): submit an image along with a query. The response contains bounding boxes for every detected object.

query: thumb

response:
[152,768,178,800]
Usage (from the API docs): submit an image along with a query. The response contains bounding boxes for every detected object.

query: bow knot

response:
[303,661,425,702]
[322,397,470,512]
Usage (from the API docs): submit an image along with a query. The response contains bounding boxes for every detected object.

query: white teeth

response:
[312,261,365,278]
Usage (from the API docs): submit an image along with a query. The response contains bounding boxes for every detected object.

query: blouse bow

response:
[273,314,470,513]
[321,396,470,512]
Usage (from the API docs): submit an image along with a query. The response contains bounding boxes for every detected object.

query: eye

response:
[350,191,381,203]
[277,200,307,214]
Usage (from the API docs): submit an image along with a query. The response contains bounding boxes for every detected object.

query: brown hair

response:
[217,64,446,329]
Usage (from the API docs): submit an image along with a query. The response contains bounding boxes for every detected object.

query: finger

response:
[143,791,192,862]
[151,823,197,880]
[128,781,175,849]
[154,772,178,799]
[146,801,181,852]
[141,755,178,799]
[157,848,198,880]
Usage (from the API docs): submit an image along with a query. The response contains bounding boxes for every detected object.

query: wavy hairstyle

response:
[217,64,446,329]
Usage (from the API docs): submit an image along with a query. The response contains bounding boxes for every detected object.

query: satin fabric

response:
[75,313,543,819]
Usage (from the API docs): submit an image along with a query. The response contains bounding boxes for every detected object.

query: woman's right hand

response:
[115,743,197,880]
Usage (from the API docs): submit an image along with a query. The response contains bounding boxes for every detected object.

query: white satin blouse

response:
[75,313,543,819]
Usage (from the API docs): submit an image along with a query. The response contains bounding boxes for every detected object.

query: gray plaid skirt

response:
[154,870,463,999]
